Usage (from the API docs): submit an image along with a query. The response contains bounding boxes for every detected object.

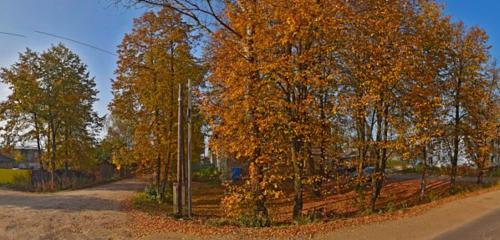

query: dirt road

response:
[434,208,500,240]
[314,188,500,240]
[0,178,145,240]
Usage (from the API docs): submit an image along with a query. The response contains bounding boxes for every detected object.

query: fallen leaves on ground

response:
[123,178,499,239]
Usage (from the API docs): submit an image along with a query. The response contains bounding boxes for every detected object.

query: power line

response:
[0,31,26,38]
[34,30,116,56]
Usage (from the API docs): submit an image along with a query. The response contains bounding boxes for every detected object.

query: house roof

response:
[14,146,38,151]
[0,154,15,163]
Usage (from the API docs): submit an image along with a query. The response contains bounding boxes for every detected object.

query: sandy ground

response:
[314,188,500,240]
[0,178,145,240]
[434,208,500,240]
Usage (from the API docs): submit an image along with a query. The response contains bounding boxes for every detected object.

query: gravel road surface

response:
[0,178,145,240]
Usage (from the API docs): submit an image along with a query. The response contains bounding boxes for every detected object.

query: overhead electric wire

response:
[34,30,116,56]
[0,31,26,38]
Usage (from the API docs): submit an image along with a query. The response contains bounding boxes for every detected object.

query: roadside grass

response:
[132,192,173,216]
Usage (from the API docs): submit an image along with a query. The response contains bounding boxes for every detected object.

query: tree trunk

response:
[243,8,269,224]
[33,113,43,170]
[356,113,367,209]
[292,139,303,220]
[308,143,321,197]
[370,105,389,212]
[161,146,172,200]
[419,145,428,200]
[156,153,161,194]
[46,129,52,191]
[451,135,459,188]
[162,40,176,201]
[370,114,382,211]
[155,108,161,195]
[476,162,484,184]
[251,161,269,225]
[64,129,69,177]
[451,78,462,189]
[50,118,57,190]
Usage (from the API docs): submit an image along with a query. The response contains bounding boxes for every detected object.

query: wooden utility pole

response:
[175,83,184,216]
[174,81,193,218]
[186,79,193,217]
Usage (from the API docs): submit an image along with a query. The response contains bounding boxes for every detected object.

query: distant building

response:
[209,149,245,181]
[13,147,41,170]
[0,154,16,169]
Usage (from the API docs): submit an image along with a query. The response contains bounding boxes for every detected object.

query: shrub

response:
[193,166,220,182]
[420,192,441,203]
[293,208,324,225]
[220,182,274,227]
[239,214,272,227]
[382,202,396,213]
[221,184,249,219]
[144,185,172,203]
[132,192,172,215]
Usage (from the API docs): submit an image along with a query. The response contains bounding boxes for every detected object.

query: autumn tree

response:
[441,24,496,188]
[333,0,427,210]
[0,49,44,168]
[110,7,203,198]
[399,1,451,199]
[38,45,102,176]
[101,114,136,175]
[462,62,499,184]
[1,44,102,187]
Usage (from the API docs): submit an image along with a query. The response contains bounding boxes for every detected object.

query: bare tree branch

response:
[124,0,242,38]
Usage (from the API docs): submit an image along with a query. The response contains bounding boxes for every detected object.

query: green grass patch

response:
[132,192,173,216]
[193,166,221,183]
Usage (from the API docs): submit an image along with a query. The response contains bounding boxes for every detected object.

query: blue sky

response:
[439,0,500,60]
[0,1,499,118]
[0,0,145,115]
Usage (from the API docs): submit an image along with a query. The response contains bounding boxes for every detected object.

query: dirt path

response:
[0,178,145,240]
[314,188,500,240]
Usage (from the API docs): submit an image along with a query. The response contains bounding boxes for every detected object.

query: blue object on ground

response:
[231,167,242,181]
